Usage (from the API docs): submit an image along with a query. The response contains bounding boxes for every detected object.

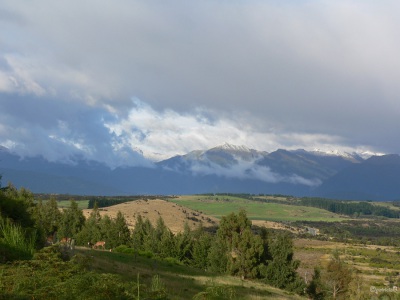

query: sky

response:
[1,0,399,167]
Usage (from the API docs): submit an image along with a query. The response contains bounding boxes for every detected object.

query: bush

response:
[138,250,154,258]
[193,283,236,300]
[163,257,182,266]
[0,219,36,261]
[0,246,145,299]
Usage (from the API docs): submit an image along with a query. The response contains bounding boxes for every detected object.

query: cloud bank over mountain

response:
[1,1,400,166]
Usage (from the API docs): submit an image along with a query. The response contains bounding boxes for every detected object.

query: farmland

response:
[170,195,347,222]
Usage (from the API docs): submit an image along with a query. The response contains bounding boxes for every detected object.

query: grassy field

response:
[78,247,305,300]
[170,195,347,222]
[56,199,89,209]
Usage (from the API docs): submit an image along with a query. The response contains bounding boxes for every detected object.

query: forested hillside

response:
[0,182,307,299]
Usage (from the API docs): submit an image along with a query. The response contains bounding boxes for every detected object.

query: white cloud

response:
[104,99,377,162]
[185,156,322,187]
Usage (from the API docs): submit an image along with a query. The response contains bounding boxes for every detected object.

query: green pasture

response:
[372,201,400,211]
[171,195,346,222]
[55,199,89,209]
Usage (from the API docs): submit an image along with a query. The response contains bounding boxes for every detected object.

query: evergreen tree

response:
[34,197,62,239]
[131,214,146,250]
[191,230,212,270]
[100,215,113,248]
[111,211,131,247]
[306,267,326,300]
[159,226,175,258]
[214,209,263,279]
[58,199,85,240]
[264,232,304,291]
[143,218,158,253]
[76,203,102,245]
[207,234,229,273]
[0,184,35,227]
[217,209,252,246]
[103,211,131,249]
[132,215,155,252]
[175,222,193,263]
[229,227,264,279]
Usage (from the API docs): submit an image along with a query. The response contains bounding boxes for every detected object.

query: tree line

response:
[248,194,400,218]
[299,197,400,218]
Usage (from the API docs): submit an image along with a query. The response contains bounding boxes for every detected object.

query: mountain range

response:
[1,143,399,201]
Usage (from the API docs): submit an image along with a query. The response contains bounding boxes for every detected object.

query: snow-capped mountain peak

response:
[358,151,385,160]
[310,148,385,161]
[213,143,252,153]
[310,148,362,160]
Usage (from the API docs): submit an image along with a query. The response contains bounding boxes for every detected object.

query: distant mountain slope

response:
[257,149,356,181]
[159,145,360,187]
[1,144,399,200]
[314,154,400,200]
[157,143,268,171]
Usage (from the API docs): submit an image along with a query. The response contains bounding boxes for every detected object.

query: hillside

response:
[81,197,297,234]
[82,199,219,234]
[79,196,400,297]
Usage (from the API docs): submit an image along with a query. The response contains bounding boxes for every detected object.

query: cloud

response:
[186,156,322,187]
[0,93,151,168]
[105,99,377,162]
[1,0,400,162]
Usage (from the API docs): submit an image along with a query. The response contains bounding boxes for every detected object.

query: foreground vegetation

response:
[1,182,307,299]
[2,184,400,299]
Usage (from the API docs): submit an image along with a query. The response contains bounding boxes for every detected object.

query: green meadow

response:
[57,199,89,209]
[170,195,347,222]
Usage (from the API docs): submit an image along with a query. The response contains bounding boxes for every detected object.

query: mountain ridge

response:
[1,144,399,200]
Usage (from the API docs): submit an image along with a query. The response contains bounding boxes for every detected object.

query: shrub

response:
[192,283,236,300]
[0,219,36,261]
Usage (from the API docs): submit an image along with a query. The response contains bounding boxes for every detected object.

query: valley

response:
[74,193,400,298]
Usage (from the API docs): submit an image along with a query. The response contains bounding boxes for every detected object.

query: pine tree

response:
[58,199,85,240]
[175,222,193,263]
[207,234,229,273]
[264,232,303,291]
[191,231,212,270]
[229,227,264,279]
[111,211,131,248]
[131,214,146,250]
[76,202,102,245]
[1,184,35,227]
[159,227,176,258]
[209,209,264,278]
[40,197,62,238]
[306,267,326,300]
[100,215,113,248]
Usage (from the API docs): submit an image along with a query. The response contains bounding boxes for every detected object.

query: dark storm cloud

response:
[0,93,150,167]
[0,0,400,163]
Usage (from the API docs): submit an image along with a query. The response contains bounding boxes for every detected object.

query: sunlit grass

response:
[82,248,306,299]
[171,195,346,222]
